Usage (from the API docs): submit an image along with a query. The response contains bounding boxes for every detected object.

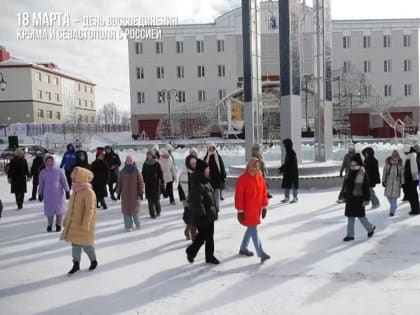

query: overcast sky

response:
[1,0,419,111]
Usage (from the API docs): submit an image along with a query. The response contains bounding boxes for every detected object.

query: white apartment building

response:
[127,2,420,138]
[0,46,96,125]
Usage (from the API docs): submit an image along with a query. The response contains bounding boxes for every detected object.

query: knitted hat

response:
[189,147,198,158]
[195,159,209,174]
[350,153,363,166]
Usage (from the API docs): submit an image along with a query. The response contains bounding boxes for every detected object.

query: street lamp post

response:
[0,72,7,91]
[160,89,178,138]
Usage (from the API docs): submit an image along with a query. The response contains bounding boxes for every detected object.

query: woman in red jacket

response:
[235,157,270,263]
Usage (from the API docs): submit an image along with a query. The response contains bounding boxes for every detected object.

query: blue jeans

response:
[388,197,398,214]
[346,217,374,238]
[123,213,140,230]
[240,226,264,257]
[285,188,298,199]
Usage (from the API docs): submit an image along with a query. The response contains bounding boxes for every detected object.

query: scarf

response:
[405,152,419,181]
[344,167,365,196]
[72,182,92,192]
[123,163,138,173]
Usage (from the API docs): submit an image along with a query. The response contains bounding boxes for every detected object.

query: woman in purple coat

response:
[38,155,70,232]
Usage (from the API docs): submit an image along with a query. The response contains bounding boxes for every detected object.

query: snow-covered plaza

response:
[1,173,420,315]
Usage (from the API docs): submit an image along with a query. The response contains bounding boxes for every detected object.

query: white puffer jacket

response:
[159,149,177,184]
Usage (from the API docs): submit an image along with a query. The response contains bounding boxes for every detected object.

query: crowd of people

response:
[3,138,420,275]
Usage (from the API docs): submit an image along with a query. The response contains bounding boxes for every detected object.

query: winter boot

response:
[101,199,108,210]
[67,261,80,276]
[88,260,98,271]
[46,226,52,232]
[260,253,271,263]
[367,225,376,238]
[343,236,354,242]
[281,198,289,203]
[206,256,220,265]
[239,249,254,257]
[290,197,298,204]
[56,225,61,232]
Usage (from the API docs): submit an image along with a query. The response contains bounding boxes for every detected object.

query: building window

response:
[403,34,411,47]
[155,42,163,54]
[343,36,351,49]
[55,77,59,85]
[47,75,51,84]
[84,100,88,107]
[47,110,53,119]
[37,109,44,118]
[90,86,93,94]
[78,98,82,106]
[343,61,351,73]
[135,42,143,54]
[363,36,371,48]
[218,89,226,100]
[157,91,166,103]
[36,72,42,81]
[77,115,82,122]
[136,67,144,79]
[384,60,392,72]
[176,41,184,54]
[90,101,94,108]
[177,66,184,78]
[78,83,81,91]
[404,84,412,96]
[45,91,52,101]
[55,93,60,102]
[404,59,412,72]
[177,91,186,103]
[197,65,205,78]
[384,35,391,48]
[218,65,226,77]
[89,116,94,123]
[217,40,224,52]
[364,85,372,97]
[363,60,371,73]
[84,115,89,123]
[137,92,145,104]
[198,90,206,102]
[36,90,42,99]
[84,85,87,93]
[196,40,204,53]
[384,84,392,97]
[55,112,61,120]
[156,66,164,79]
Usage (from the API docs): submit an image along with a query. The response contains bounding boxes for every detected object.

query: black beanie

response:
[195,159,209,174]
[350,153,363,166]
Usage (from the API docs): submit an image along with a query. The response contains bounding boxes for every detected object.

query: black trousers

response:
[31,178,39,199]
[108,182,117,198]
[186,221,214,260]
[148,198,161,218]
[165,181,175,203]
[405,181,420,213]
[65,170,72,190]
[15,193,24,209]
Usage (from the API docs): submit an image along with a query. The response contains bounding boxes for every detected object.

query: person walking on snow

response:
[362,147,381,209]
[337,146,356,203]
[178,154,198,241]
[117,155,145,231]
[382,150,404,217]
[91,149,109,210]
[279,138,299,203]
[186,159,220,265]
[75,150,90,170]
[60,167,98,276]
[38,155,70,232]
[60,144,77,189]
[403,145,420,215]
[159,148,177,205]
[29,149,45,201]
[7,148,30,210]
[142,150,164,218]
[251,143,272,199]
[204,144,227,205]
[235,157,271,263]
[341,153,376,242]
[104,145,121,200]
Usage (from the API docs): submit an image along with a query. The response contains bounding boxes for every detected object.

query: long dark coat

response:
[30,156,44,185]
[104,150,121,184]
[203,152,226,189]
[142,159,163,200]
[8,156,30,194]
[279,149,299,189]
[342,168,370,217]
[91,159,109,198]
[188,172,218,225]
[362,147,380,187]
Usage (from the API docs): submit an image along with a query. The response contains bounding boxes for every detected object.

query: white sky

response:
[1,0,419,111]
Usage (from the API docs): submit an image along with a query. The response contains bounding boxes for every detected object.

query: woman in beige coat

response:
[60,167,97,276]
[117,155,145,231]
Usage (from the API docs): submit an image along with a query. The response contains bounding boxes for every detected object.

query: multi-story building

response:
[127,2,420,138]
[0,46,96,125]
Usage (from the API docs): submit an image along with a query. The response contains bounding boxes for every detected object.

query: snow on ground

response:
[1,175,420,314]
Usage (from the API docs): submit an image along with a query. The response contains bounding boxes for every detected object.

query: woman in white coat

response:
[159,148,177,205]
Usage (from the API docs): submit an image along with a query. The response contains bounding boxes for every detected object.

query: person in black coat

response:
[7,148,30,209]
[362,147,381,208]
[185,159,220,265]
[91,151,109,210]
[204,144,227,206]
[29,149,45,201]
[341,153,376,241]
[403,145,420,215]
[279,138,299,203]
[142,150,164,218]
[104,145,121,200]
[75,150,90,170]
